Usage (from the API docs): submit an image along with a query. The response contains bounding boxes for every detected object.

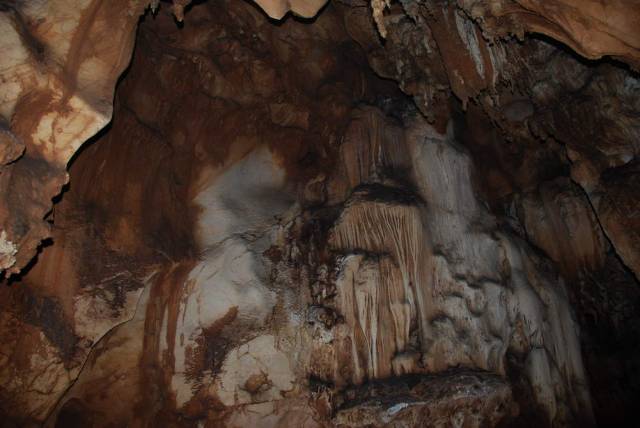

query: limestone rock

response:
[0,0,146,275]
[1,0,639,426]
[254,0,329,19]
[334,372,517,427]
[458,0,640,70]
[516,178,607,278]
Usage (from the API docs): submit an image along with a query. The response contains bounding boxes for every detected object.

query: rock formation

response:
[0,0,638,426]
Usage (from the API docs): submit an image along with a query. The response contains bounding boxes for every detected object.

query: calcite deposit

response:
[1,0,639,427]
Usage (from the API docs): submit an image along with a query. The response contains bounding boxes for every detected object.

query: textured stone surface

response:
[1,0,639,427]
[0,0,332,277]
[341,5,640,422]
[254,0,329,19]
[515,178,607,279]
[0,0,146,276]
[457,0,640,69]
[334,372,516,427]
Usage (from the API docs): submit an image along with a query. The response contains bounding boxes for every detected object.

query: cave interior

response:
[0,0,639,427]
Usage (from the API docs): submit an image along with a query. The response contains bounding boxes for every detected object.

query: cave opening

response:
[1,0,639,427]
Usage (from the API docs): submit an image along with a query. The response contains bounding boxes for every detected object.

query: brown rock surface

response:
[0,0,639,427]
[0,0,330,277]
[458,0,640,69]
[334,372,517,427]
[254,0,329,19]
[516,178,607,279]
[0,0,146,275]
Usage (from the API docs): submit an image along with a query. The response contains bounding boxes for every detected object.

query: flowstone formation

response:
[1,0,639,427]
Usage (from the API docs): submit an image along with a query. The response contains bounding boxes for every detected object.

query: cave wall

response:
[0,0,149,276]
[344,2,640,423]
[0,0,639,427]
[1,0,401,424]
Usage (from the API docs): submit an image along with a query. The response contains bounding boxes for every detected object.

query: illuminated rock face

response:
[1,0,639,427]
[253,0,329,19]
[0,0,147,276]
